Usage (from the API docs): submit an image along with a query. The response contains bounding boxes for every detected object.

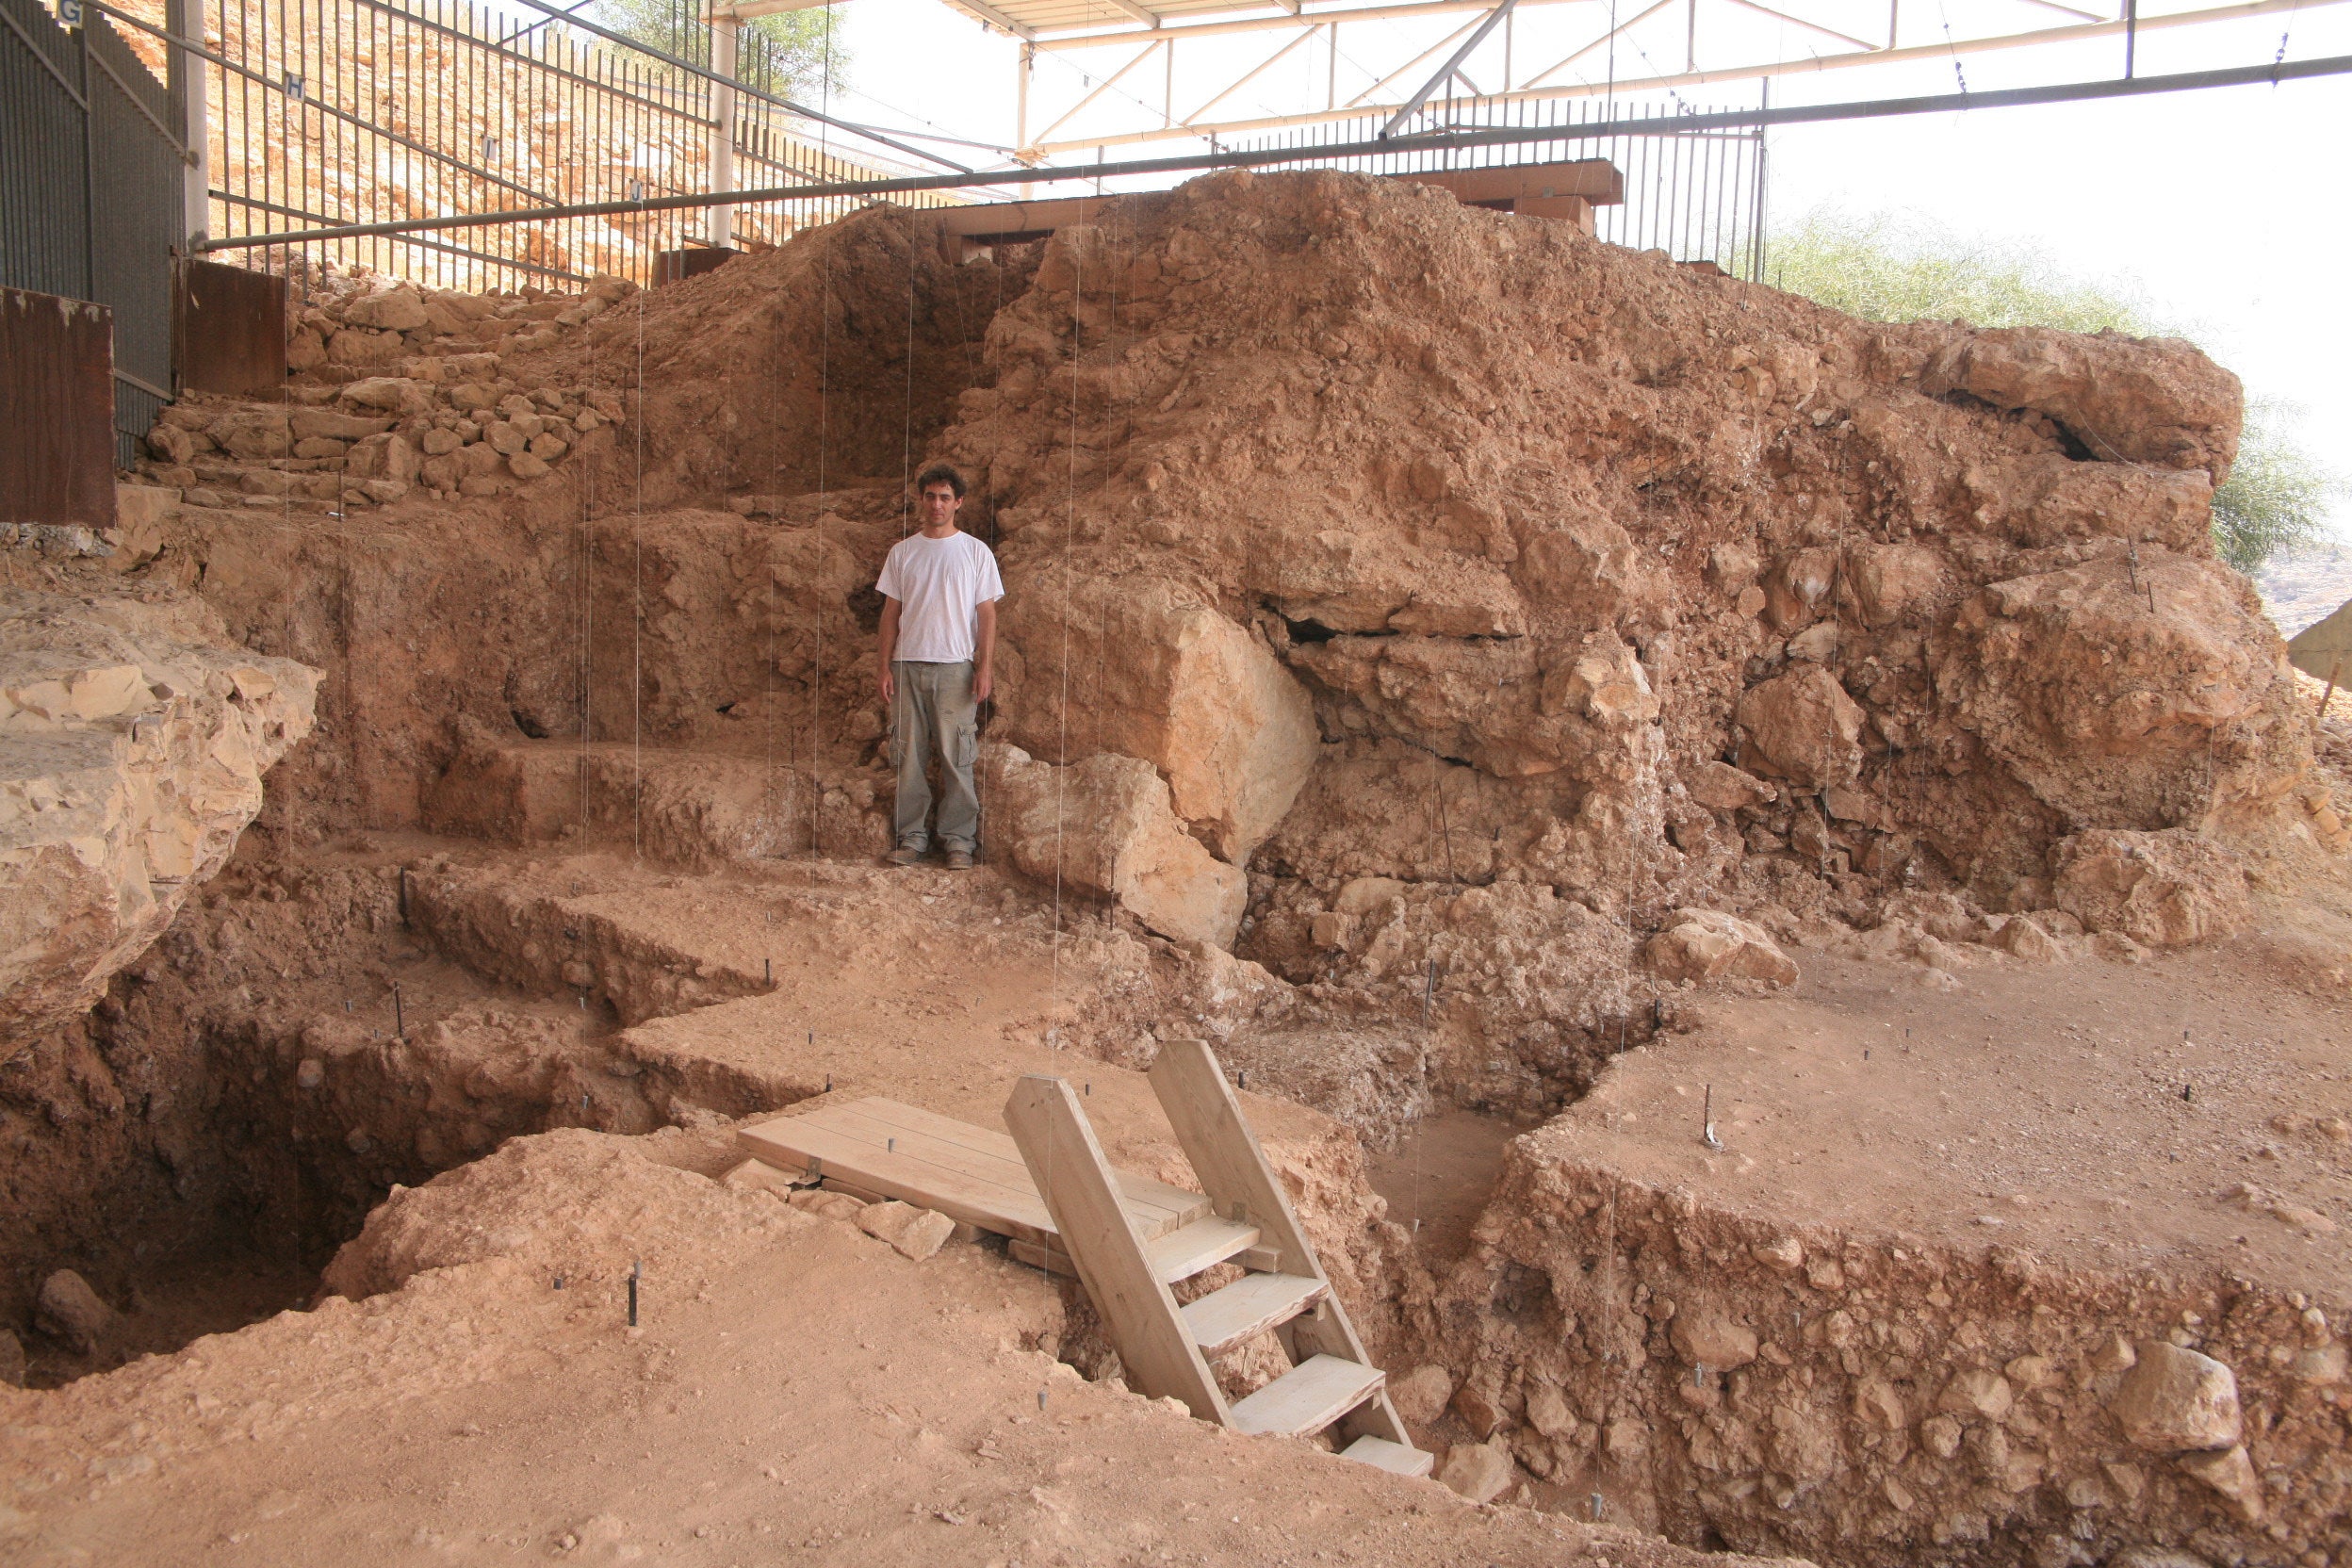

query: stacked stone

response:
[281,269,638,375]
[140,373,623,509]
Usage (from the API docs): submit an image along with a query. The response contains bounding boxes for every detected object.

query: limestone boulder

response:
[1435,1438,1515,1504]
[1735,664,1865,789]
[340,376,434,416]
[2052,829,2251,948]
[1387,1364,1453,1429]
[34,1268,117,1354]
[1669,1307,1758,1370]
[342,286,431,333]
[1682,760,1776,812]
[994,575,1316,865]
[1288,628,1657,779]
[1917,326,2242,477]
[1931,552,2302,835]
[2110,1341,2242,1452]
[2176,1444,2263,1522]
[853,1200,956,1262]
[979,743,1248,950]
[1644,908,1798,988]
[1,586,318,1056]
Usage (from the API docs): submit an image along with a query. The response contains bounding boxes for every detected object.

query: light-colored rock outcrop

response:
[978,742,1247,949]
[0,586,317,1054]
[2110,1341,2244,1452]
[995,572,1318,864]
[1644,907,1798,988]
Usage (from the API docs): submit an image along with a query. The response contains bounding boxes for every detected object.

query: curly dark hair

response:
[914,462,968,499]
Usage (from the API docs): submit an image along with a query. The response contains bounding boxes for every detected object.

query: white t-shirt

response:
[875,530,1005,663]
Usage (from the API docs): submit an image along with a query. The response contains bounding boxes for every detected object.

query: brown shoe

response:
[888,843,925,867]
[943,849,974,870]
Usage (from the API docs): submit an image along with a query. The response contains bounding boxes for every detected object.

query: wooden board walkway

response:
[737,1096,1210,1261]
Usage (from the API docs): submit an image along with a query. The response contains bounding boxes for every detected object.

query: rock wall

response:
[1416,1134,2350,1565]
[920,169,2338,1110]
[93,177,2344,1127]
[1,582,317,1057]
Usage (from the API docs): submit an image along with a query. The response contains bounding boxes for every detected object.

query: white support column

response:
[166,0,209,248]
[1016,40,1034,150]
[708,9,739,249]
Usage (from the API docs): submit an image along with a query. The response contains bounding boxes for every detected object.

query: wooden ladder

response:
[1003,1039,1431,1478]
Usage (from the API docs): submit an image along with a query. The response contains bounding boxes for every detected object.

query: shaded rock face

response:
[1,587,318,1055]
[978,742,1247,949]
[127,178,2339,1116]
[906,167,2330,1091]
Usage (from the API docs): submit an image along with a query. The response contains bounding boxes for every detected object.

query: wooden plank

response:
[1339,1435,1434,1478]
[1148,1040,1414,1447]
[1004,1075,1231,1424]
[739,1116,1059,1246]
[840,1099,1210,1236]
[1147,1217,1264,1284]
[737,1098,1209,1243]
[1180,1272,1327,1357]
[1005,1238,1076,1278]
[1228,1355,1383,1438]
[1148,1042,1321,1276]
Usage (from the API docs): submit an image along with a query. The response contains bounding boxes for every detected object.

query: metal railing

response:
[2,0,180,464]
[135,0,951,291]
[1230,87,1768,281]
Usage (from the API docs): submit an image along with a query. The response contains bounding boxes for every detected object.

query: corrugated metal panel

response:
[0,0,92,302]
[82,3,180,464]
[0,0,180,469]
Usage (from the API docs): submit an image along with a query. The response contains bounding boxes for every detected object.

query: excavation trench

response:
[0,856,793,1388]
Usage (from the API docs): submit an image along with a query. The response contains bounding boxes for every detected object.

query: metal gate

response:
[0,0,184,466]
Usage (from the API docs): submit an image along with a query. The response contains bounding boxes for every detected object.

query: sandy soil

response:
[1367,1108,1530,1268]
[1549,942,2352,1302]
[0,1031,1767,1568]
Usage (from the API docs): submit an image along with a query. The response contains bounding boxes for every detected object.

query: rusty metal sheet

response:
[0,287,118,529]
[172,258,287,398]
[654,247,738,287]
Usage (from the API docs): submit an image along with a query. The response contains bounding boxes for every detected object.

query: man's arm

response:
[973,599,997,705]
[876,596,901,705]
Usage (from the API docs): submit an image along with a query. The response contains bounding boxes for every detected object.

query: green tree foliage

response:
[591,0,846,100]
[1765,209,2343,572]
[2213,400,2344,573]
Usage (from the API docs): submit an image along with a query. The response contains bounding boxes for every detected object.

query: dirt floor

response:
[3,1127,1771,1568]
[8,817,2344,1564]
[1563,940,2352,1298]
[10,173,2352,1567]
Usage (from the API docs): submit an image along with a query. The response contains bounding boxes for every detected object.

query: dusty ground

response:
[0,833,1774,1568]
[0,1125,1773,1568]
[1555,941,2352,1301]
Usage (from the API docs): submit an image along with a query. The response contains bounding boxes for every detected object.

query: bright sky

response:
[814,0,2352,538]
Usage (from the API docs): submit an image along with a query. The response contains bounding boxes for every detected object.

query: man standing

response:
[875,463,1003,869]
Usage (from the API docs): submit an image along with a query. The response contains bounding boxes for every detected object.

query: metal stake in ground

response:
[392,982,404,1041]
[629,1260,641,1327]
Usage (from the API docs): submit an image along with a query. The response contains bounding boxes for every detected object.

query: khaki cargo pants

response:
[889,659,980,854]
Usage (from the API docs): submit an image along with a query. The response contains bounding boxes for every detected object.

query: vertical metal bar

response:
[1750,76,1770,283]
[78,13,96,302]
